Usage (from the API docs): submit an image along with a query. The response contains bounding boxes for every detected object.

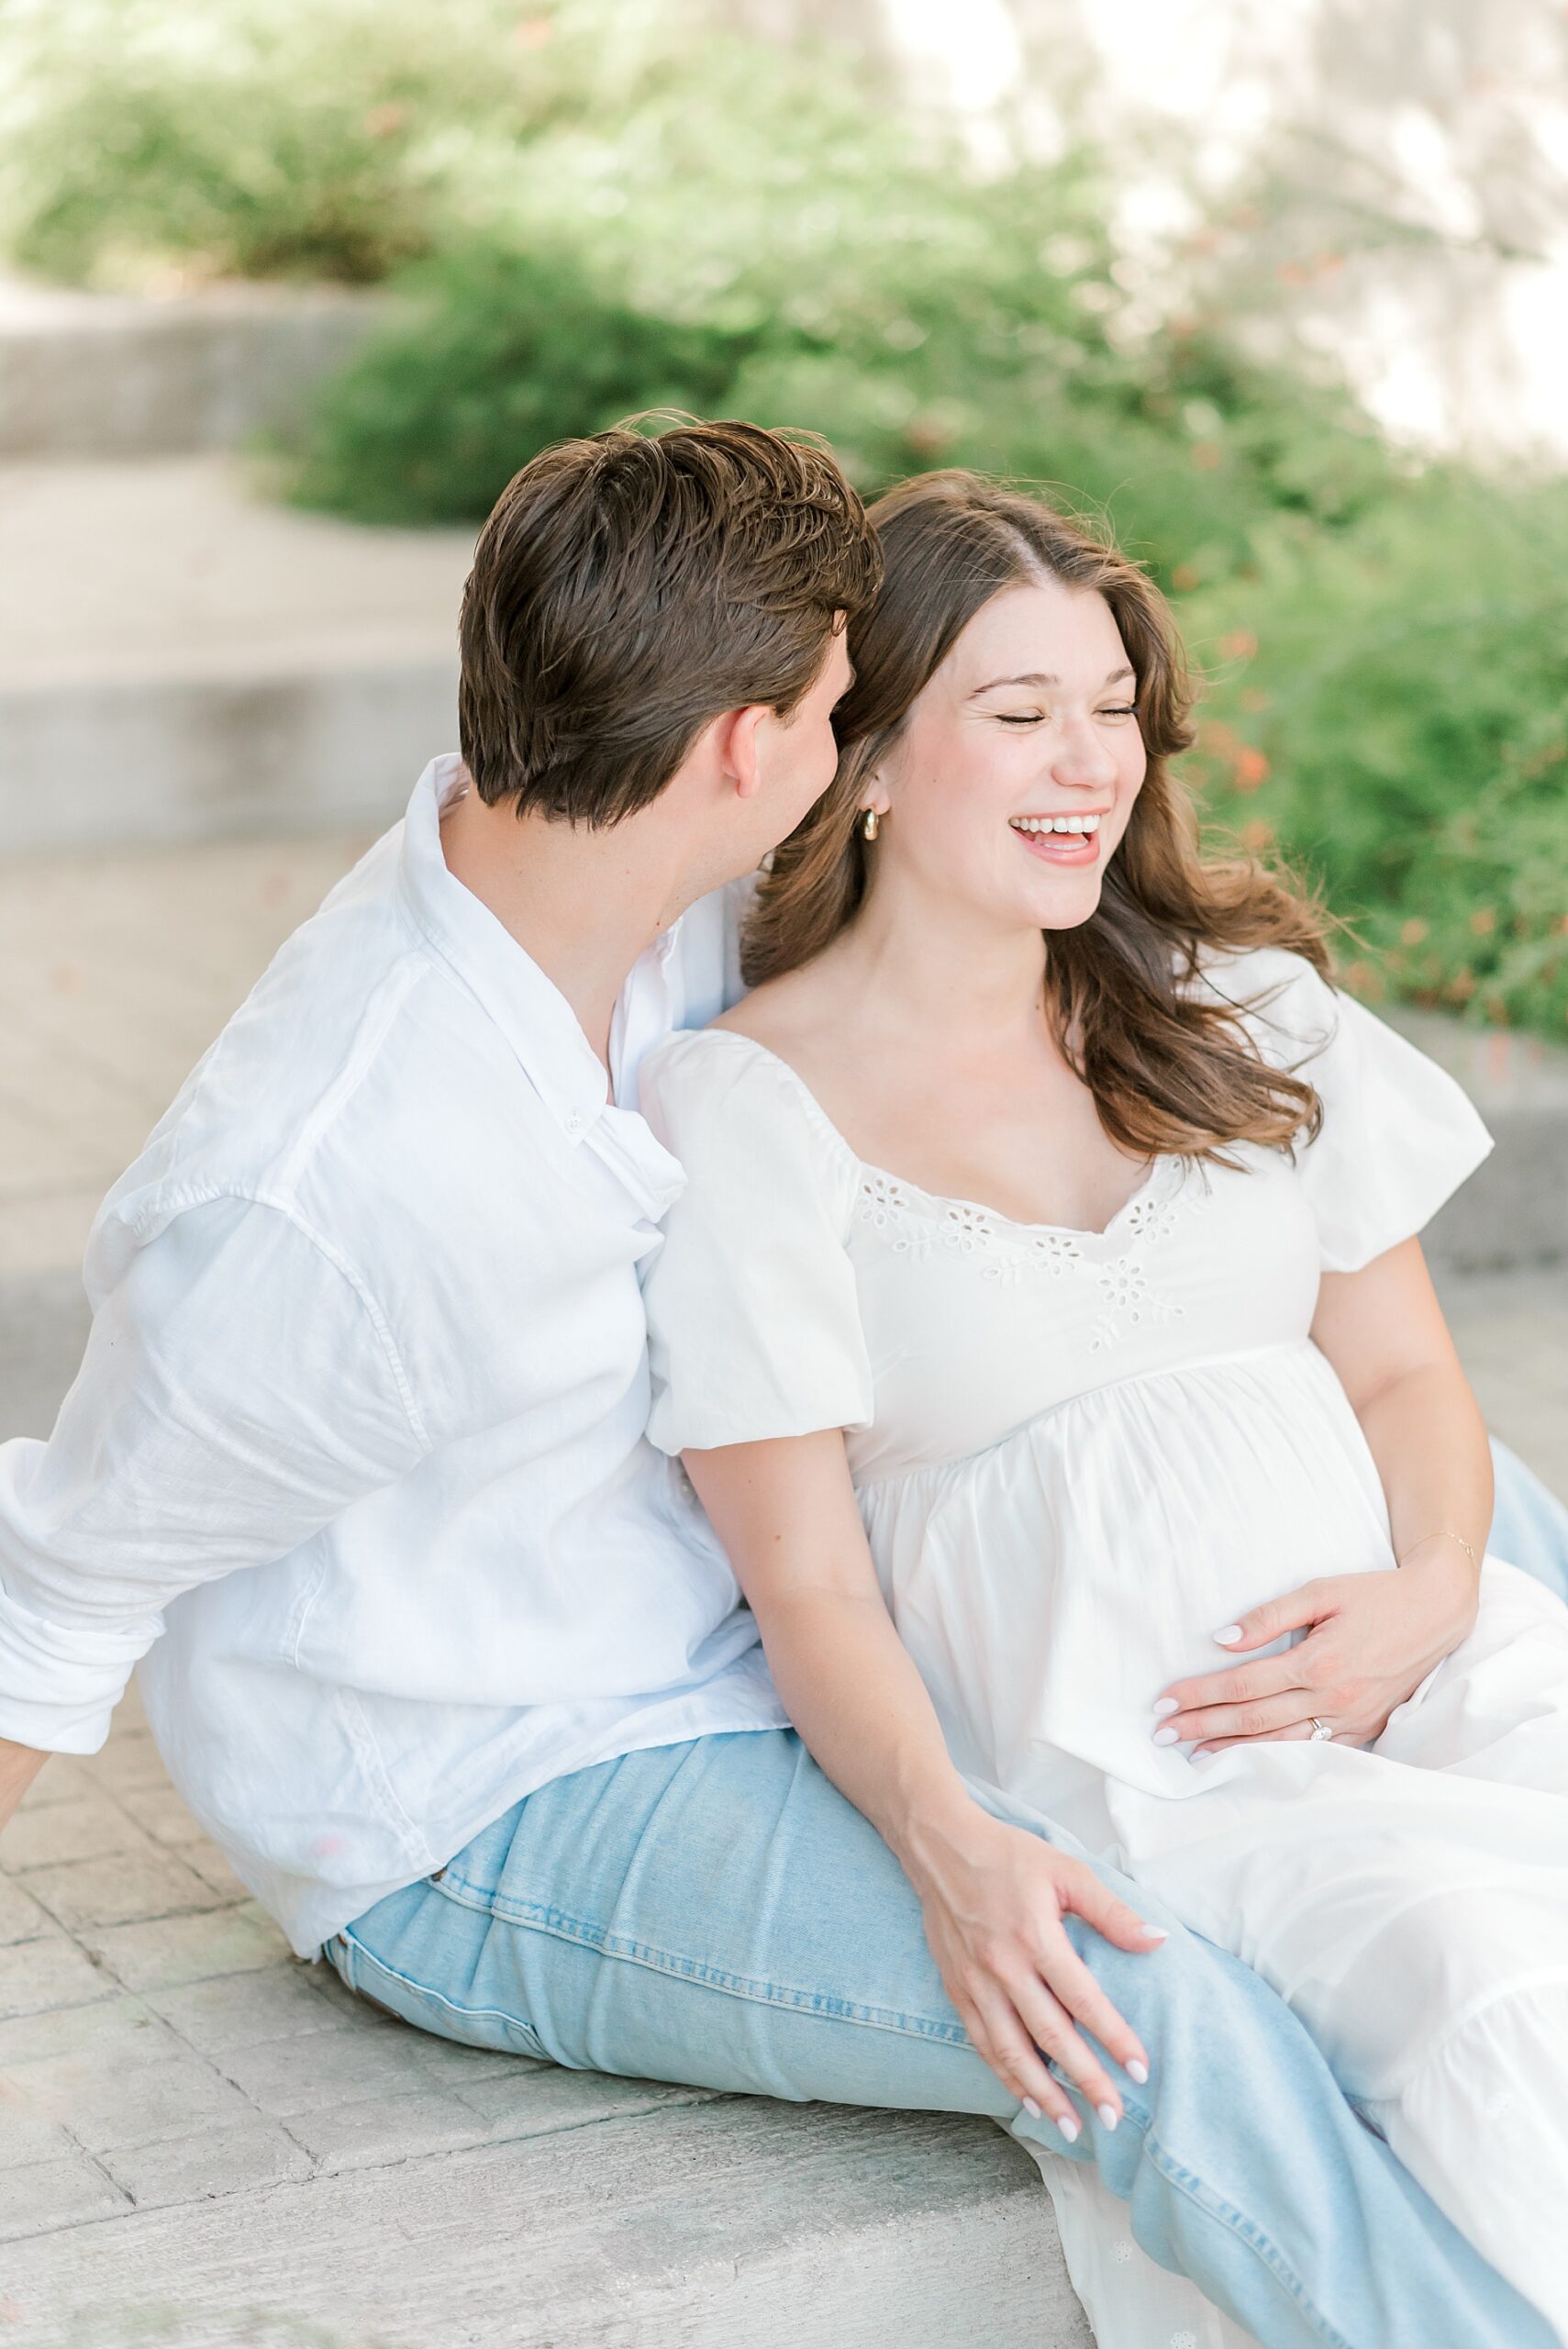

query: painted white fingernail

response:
[1058,2113,1080,2143]
[1139,1924,1169,1942]
[1097,2102,1119,2131]
[1127,2058,1150,2084]
[1151,1725,1181,1746]
[1022,2096,1042,2119]
[1214,1624,1244,1645]
[1151,1697,1179,1719]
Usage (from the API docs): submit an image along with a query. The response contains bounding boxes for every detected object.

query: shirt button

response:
[564,1109,585,1134]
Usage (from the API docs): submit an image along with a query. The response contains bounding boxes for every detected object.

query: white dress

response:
[638,946,1568,2346]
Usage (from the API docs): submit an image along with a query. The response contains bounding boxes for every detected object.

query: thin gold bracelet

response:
[1396,1527,1478,1571]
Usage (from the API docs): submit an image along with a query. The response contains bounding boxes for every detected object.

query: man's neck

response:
[439,783,689,1074]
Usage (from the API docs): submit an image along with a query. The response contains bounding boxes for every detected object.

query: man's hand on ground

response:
[0,1738,49,1834]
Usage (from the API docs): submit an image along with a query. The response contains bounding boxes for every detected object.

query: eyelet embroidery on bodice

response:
[852,1161,1210,1351]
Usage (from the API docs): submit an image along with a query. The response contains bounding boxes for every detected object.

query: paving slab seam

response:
[4,2083,740,2249]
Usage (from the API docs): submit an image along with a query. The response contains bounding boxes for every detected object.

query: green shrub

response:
[1184,473,1568,1035]
[293,243,753,521]
[0,0,632,284]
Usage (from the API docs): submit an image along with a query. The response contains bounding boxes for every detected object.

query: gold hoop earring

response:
[862,808,880,842]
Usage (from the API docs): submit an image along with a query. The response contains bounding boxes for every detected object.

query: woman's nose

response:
[1050,718,1118,788]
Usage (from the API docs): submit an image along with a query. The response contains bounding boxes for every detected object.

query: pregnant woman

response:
[637,472,1568,2342]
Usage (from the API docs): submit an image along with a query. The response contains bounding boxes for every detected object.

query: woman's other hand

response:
[1153,1548,1480,1755]
[903,1796,1165,2137]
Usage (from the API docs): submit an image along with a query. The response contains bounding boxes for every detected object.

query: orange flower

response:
[1173,563,1201,592]
[1219,630,1258,662]
[1470,907,1496,937]
[1235,748,1270,790]
[1400,918,1429,946]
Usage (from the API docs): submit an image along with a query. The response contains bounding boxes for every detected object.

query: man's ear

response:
[714,704,771,803]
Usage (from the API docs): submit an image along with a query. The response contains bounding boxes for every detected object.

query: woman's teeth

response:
[1009,815,1101,835]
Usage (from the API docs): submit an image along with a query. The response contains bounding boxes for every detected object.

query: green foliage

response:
[294,244,753,521]
[1183,474,1568,1036]
[0,0,641,284]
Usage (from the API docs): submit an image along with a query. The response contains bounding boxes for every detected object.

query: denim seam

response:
[339,1927,549,2054]
[416,1880,1357,2349]
[1029,2059,1354,2349]
[1135,2132,1355,2349]
[433,1868,973,2044]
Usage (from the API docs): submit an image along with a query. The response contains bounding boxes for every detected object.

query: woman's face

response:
[871,577,1147,933]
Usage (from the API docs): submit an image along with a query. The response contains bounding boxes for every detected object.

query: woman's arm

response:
[1312,1235,1490,1603]
[684,1431,1166,2136]
[1156,1236,1487,1753]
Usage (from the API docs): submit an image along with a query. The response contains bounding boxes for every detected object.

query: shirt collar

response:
[394,757,684,1166]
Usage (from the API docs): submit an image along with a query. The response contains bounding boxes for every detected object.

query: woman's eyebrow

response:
[968,664,1136,696]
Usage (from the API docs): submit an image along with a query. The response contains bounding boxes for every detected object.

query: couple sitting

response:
[2,420,1566,2348]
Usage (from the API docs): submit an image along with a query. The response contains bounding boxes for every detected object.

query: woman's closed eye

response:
[993,704,1138,727]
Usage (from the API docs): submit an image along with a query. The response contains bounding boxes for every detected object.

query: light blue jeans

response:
[327,1441,1568,2349]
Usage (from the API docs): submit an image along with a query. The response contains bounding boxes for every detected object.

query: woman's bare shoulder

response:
[710,964,841,1060]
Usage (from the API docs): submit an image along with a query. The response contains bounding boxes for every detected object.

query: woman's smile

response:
[1008,812,1105,867]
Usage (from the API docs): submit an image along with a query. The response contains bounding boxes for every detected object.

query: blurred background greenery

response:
[2,0,1564,1035]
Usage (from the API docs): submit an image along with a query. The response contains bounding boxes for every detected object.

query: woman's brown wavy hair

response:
[742,470,1338,1164]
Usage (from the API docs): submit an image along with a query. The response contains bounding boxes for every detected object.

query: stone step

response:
[0,274,380,460]
[0,457,469,851]
[2,2093,1089,2349]
[1385,1009,1568,1275]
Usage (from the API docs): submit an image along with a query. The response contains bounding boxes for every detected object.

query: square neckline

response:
[693,1027,1181,1245]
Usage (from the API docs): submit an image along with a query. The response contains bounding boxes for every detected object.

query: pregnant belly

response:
[857,1339,1395,1806]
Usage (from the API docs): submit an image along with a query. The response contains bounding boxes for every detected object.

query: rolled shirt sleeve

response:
[0,1195,429,1754]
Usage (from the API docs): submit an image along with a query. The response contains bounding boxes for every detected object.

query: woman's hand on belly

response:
[1153,1554,1481,1755]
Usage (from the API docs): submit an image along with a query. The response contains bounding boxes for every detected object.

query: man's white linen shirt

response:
[0,756,787,1955]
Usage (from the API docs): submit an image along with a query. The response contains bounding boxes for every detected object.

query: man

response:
[1,420,1562,2346]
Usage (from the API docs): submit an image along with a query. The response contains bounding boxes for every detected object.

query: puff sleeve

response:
[1202,947,1494,1273]
[639,1030,875,1453]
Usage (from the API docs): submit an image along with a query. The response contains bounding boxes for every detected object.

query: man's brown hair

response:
[458,418,882,826]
